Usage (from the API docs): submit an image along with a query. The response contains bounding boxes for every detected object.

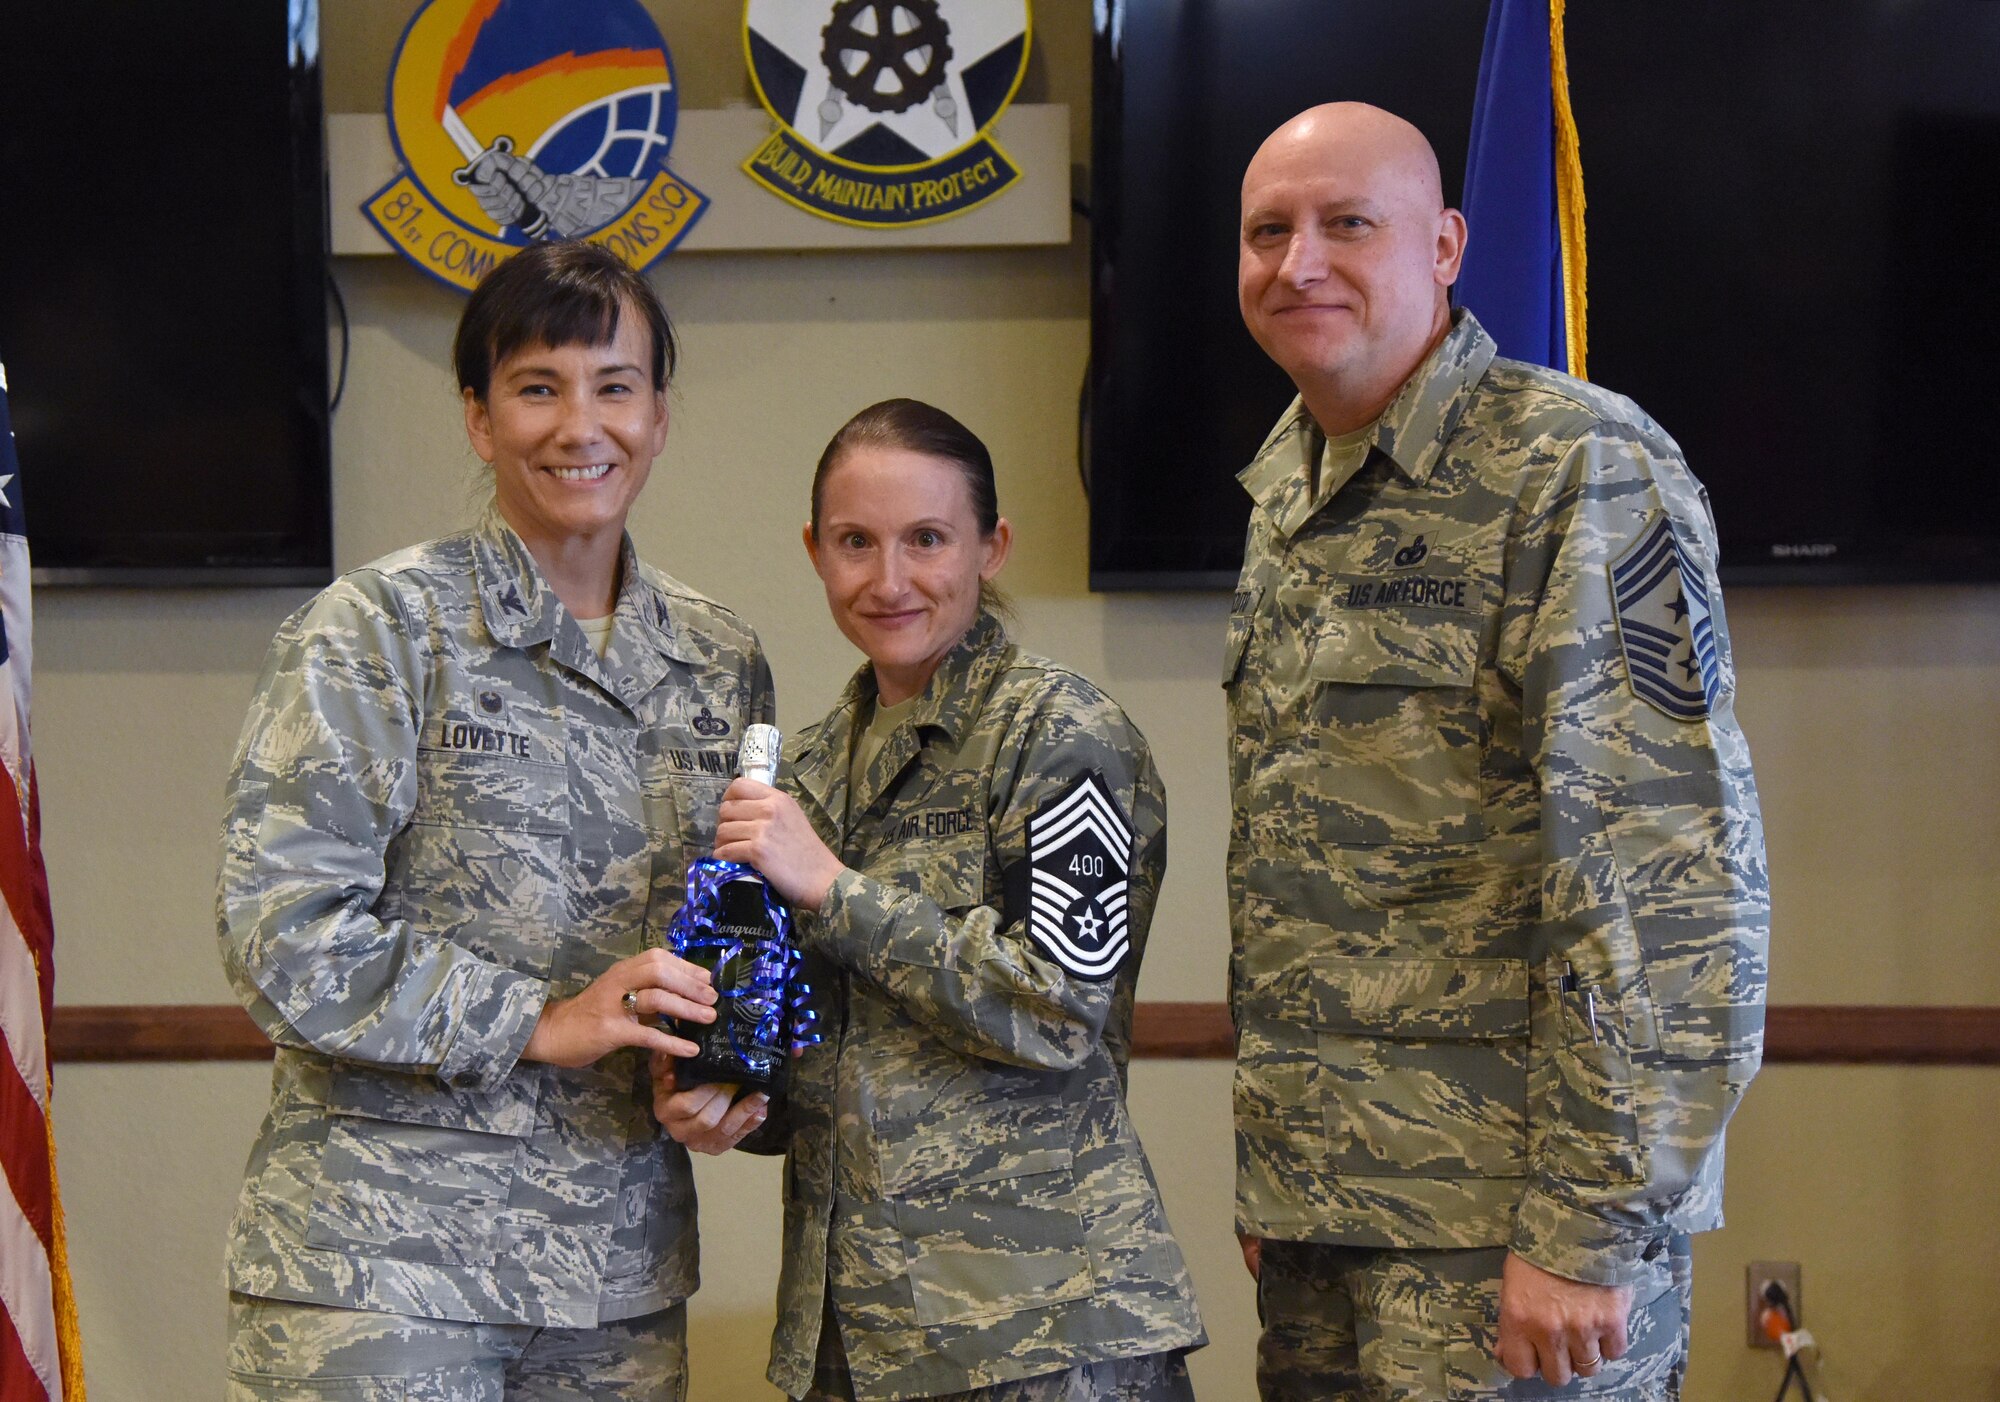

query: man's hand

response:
[522,947,716,1068]
[649,1052,769,1154]
[1238,1232,1262,1280]
[1494,1252,1634,1387]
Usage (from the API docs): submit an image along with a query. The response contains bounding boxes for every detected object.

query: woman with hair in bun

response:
[658,399,1204,1401]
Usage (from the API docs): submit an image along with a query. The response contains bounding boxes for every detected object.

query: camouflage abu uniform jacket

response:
[218,515,773,1326]
[1226,311,1769,1285]
[766,613,1204,1400]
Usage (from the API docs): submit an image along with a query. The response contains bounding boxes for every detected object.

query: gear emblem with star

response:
[741,0,1030,227]
[821,0,954,116]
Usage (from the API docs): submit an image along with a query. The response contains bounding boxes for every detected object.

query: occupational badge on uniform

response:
[741,0,1031,227]
[366,0,705,292]
[1020,771,1132,981]
[691,706,732,738]
[1609,515,1722,722]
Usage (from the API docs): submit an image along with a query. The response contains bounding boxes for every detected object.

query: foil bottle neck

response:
[738,723,781,786]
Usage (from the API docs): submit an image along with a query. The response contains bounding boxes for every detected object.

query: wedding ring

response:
[1575,1354,1603,1371]
[621,990,640,1016]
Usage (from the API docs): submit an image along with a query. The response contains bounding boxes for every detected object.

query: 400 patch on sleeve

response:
[1022,771,1133,981]
[742,0,1031,227]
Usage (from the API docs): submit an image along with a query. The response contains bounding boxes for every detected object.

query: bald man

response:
[1223,105,1768,1400]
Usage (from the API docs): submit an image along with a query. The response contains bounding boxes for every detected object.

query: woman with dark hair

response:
[218,240,772,1398]
[657,399,1205,1400]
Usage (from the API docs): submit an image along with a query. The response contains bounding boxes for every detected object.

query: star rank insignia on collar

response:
[1017,770,1134,981]
[1610,514,1722,722]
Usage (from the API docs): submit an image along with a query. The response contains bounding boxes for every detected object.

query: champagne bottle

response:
[669,724,791,1092]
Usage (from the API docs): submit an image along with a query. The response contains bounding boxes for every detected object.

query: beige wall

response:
[40,5,1999,1399]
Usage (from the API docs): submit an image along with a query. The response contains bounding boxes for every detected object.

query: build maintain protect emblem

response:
[743,0,1031,227]
[367,0,706,292]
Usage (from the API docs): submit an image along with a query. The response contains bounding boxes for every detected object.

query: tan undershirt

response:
[1309,420,1378,514]
[577,612,616,657]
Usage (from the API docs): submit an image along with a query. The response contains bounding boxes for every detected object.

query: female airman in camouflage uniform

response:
[658,400,1205,1401]
[218,242,773,1399]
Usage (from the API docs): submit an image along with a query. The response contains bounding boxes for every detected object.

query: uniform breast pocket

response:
[1307,607,1486,847]
[668,774,730,856]
[870,769,988,914]
[879,1098,1094,1327]
[401,750,567,964]
[412,749,567,837]
[916,833,987,914]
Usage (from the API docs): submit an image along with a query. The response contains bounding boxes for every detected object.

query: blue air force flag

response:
[1021,771,1132,981]
[1456,0,1589,377]
[1610,516,1721,722]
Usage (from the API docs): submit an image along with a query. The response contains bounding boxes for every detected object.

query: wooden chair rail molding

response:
[47,1002,2000,1065]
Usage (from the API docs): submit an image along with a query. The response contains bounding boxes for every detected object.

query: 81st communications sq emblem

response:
[743,0,1032,227]
[366,0,707,292]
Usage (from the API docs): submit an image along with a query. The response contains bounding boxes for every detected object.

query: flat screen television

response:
[1088,0,2000,588]
[0,0,331,584]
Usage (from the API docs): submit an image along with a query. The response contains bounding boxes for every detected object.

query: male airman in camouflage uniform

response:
[709,612,1205,1401]
[218,515,773,1398]
[1226,104,1769,1399]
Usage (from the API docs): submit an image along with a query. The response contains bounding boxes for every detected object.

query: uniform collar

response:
[900,609,1011,746]
[472,514,558,649]
[1373,309,1496,487]
[1236,399,1321,530]
[1237,310,1497,526]
[472,511,692,712]
[789,611,1013,836]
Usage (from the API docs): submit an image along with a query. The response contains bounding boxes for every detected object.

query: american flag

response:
[0,359,86,1399]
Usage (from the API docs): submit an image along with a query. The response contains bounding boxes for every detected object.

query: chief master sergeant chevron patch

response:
[1021,771,1133,980]
[1610,514,1722,722]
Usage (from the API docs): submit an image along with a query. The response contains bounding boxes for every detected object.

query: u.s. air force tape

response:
[1003,770,1134,981]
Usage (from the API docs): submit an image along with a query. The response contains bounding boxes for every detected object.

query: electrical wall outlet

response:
[1746,1260,1802,1349]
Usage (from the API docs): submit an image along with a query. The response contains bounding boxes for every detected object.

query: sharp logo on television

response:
[741,0,1031,227]
[366,0,706,293]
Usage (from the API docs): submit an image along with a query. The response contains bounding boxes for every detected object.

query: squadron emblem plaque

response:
[366,0,706,291]
[742,0,1032,227]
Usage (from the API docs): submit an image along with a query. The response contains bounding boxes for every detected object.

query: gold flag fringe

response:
[44,1102,88,1400]
[1550,0,1589,381]
[34,931,88,1400]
